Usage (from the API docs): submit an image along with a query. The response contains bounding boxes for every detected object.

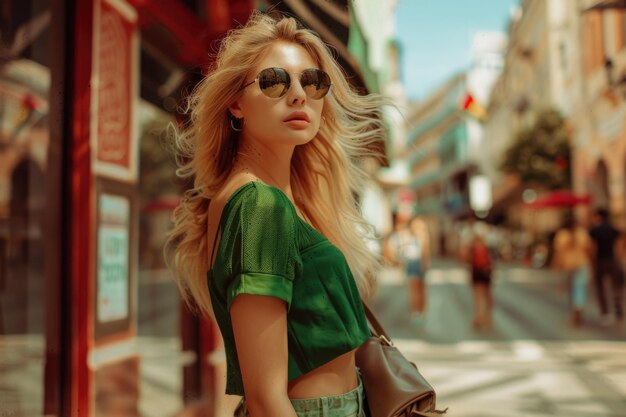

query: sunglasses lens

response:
[301,69,331,99]
[258,68,289,98]
[253,68,331,99]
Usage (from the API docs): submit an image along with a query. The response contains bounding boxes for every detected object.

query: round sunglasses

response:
[240,67,332,99]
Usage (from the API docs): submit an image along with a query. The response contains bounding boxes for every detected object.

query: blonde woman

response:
[384,214,431,326]
[165,12,388,417]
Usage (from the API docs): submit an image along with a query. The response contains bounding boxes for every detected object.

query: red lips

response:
[283,111,310,122]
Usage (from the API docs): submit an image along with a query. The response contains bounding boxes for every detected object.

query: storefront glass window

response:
[0,0,52,415]
[136,101,185,416]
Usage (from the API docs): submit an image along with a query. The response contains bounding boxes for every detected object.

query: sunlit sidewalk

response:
[3,259,624,417]
[398,339,626,417]
[372,257,626,416]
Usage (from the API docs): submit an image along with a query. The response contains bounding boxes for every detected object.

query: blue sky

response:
[395,0,520,101]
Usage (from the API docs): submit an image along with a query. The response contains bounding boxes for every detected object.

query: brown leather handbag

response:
[356,302,447,417]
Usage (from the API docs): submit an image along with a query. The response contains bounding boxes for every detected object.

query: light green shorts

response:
[235,371,365,417]
[289,373,365,417]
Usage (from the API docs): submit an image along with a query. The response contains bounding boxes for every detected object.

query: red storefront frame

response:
[44,0,73,414]
[68,0,96,413]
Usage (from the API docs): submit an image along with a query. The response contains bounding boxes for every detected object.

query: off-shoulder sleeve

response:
[222,184,301,311]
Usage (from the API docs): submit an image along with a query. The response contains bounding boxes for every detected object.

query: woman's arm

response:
[550,231,563,270]
[230,294,298,417]
[420,229,431,271]
[383,234,400,266]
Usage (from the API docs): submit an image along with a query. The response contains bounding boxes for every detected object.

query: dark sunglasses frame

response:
[240,67,332,99]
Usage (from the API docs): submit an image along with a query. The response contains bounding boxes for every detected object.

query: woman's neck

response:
[232,139,293,193]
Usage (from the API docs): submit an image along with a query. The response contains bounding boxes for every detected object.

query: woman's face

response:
[230,40,325,148]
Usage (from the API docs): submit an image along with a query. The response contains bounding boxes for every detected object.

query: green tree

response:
[500,109,571,190]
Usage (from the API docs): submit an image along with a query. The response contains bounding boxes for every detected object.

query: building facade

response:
[350,0,403,239]
[479,0,594,238]
[402,74,467,255]
[481,0,626,235]
[575,0,626,226]
[484,0,562,234]
[399,31,504,255]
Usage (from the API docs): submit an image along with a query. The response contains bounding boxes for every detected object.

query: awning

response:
[523,190,592,209]
[128,0,255,66]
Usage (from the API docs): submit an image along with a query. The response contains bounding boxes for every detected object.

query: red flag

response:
[461,93,486,120]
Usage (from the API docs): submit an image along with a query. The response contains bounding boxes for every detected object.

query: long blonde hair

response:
[165,11,389,318]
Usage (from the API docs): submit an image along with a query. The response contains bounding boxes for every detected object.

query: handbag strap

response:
[360,299,393,344]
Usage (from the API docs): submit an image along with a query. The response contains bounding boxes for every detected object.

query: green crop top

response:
[207,182,370,396]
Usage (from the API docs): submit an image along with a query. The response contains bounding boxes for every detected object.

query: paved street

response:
[2,261,625,416]
[368,259,626,417]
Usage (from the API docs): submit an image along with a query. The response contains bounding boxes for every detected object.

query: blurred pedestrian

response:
[384,214,431,326]
[551,214,593,327]
[461,221,493,330]
[165,12,389,416]
[589,208,624,325]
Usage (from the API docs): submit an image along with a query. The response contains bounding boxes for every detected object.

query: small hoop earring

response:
[230,117,243,132]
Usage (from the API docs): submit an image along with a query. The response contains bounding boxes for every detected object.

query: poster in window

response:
[94,178,136,340]
[97,193,129,323]
[92,0,138,181]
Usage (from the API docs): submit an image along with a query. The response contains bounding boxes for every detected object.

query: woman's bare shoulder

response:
[213,174,260,205]
[208,174,259,224]
[207,174,260,263]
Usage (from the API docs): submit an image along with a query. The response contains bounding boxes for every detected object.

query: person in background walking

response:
[408,216,432,325]
[589,208,624,325]
[551,214,593,327]
[461,221,493,330]
[384,213,431,326]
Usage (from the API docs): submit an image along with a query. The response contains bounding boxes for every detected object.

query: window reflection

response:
[136,101,184,417]
[0,28,51,417]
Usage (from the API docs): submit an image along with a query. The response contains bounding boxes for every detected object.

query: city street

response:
[369,259,626,417]
[2,260,625,417]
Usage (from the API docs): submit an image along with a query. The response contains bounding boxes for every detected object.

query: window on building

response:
[617,10,626,52]
[583,11,605,75]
